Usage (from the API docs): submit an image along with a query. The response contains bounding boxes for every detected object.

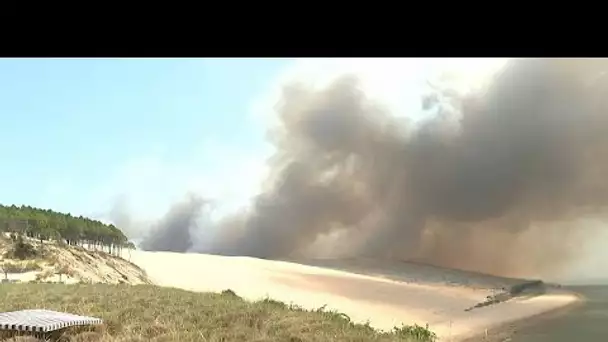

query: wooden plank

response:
[0,309,102,332]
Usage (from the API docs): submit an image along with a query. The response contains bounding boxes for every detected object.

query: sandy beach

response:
[130,250,580,341]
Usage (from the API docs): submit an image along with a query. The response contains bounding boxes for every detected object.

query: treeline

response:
[0,204,134,256]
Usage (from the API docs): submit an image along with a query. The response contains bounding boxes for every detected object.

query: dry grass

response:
[0,283,436,342]
[1,260,42,274]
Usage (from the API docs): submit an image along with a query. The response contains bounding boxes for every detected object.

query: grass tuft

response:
[394,324,437,341]
[221,288,240,298]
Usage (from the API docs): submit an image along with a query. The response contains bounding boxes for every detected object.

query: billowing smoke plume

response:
[139,195,209,252]
[139,59,608,278]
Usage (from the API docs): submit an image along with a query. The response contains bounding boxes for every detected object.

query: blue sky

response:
[0,58,292,219]
[0,58,509,223]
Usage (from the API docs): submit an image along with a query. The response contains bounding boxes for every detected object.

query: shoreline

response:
[460,290,586,342]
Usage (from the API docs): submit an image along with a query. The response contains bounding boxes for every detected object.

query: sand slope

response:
[130,250,579,341]
[0,235,150,285]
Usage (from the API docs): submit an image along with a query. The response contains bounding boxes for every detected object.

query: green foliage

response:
[220,289,240,298]
[509,280,545,295]
[393,324,437,342]
[257,297,288,309]
[0,203,130,254]
[3,235,38,260]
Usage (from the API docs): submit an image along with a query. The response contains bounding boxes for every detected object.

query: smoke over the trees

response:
[135,59,608,278]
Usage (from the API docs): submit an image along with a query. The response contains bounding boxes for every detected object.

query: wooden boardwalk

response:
[0,309,103,340]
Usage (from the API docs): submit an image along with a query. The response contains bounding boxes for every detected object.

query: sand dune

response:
[129,250,580,341]
[0,235,149,285]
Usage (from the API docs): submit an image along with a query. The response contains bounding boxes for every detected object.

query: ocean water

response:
[508,286,608,342]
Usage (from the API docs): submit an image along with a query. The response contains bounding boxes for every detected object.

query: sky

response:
[0,58,509,224]
[0,58,292,220]
[4,57,608,283]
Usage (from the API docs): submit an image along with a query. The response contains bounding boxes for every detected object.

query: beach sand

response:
[130,250,580,341]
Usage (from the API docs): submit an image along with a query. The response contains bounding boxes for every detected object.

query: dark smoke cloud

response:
[134,59,608,278]
[139,195,209,252]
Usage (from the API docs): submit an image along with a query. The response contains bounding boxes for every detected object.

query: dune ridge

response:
[129,250,580,341]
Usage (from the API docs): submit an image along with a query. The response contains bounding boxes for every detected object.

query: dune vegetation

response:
[0,283,436,342]
[0,204,438,341]
[0,204,133,256]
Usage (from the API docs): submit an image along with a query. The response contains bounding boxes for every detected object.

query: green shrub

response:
[3,236,39,260]
[393,324,437,342]
[221,289,240,299]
